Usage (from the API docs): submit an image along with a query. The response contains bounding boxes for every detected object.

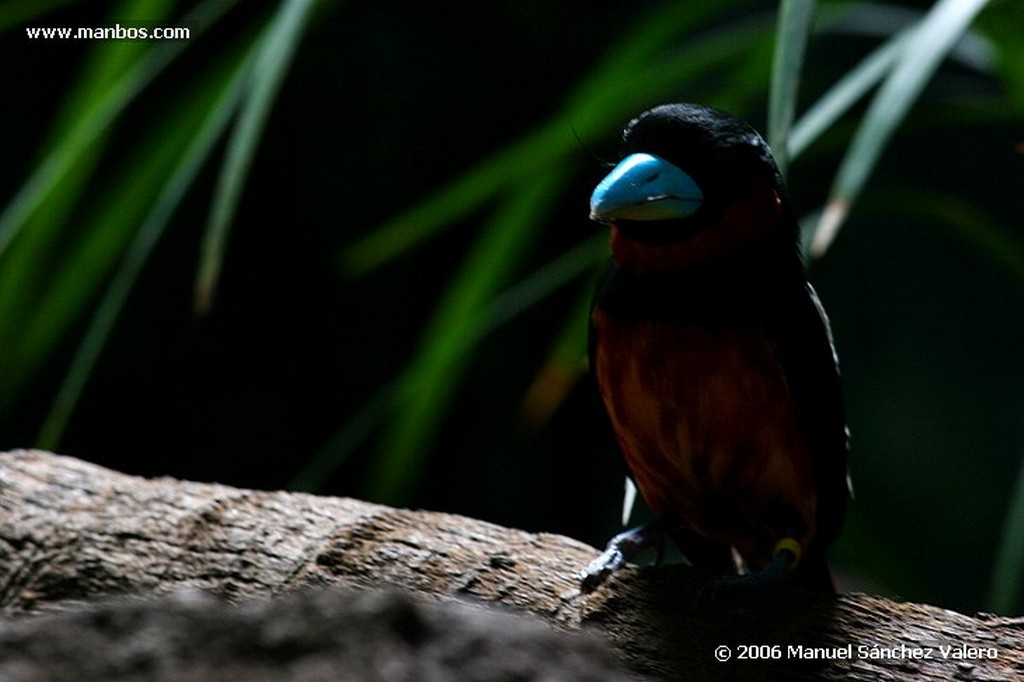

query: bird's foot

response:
[695,538,802,606]
[580,521,665,593]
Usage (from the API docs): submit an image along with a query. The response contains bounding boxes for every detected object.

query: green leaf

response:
[339,122,568,276]
[768,0,816,176]
[789,30,906,162]
[976,0,1024,111]
[293,235,608,493]
[340,0,764,277]
[288,381,396,493]
[810,0,992,257]
[366,173,567,504]
[519,282,596,428]
[0,0,196,413]
[0,0,235,259]
[989,453,1024,614]
[0,0,82,32]
[479,235,608,336]
[194,0,319,314]
[37,40,259,449]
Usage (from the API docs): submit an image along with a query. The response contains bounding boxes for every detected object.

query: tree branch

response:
[0,450,1021,680]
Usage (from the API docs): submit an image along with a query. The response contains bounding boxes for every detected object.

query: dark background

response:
[2,0,1022,615]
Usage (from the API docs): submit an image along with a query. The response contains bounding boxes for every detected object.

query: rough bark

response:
[0,449,1021,680]
[0,588,631,682]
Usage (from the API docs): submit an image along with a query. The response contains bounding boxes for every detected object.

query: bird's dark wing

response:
[771,280,850,547]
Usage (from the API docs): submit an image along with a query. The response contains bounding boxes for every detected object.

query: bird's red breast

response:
[592,307,818,569]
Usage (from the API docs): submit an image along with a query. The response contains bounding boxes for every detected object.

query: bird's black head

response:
[590,103,789,247]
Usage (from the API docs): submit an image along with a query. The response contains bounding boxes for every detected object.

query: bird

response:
[581,103,850,594]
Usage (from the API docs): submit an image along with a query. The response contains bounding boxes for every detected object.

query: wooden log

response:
[0,450,1021,680]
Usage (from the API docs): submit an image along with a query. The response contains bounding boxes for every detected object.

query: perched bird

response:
[581,103,849,593]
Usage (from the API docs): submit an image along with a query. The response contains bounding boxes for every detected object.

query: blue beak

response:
[589,153,703,223]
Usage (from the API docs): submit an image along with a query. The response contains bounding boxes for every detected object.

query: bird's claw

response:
[578,521,663,593]
[580,548,626,593]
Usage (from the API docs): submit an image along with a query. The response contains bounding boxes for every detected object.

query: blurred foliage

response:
[1,0,1022,615]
